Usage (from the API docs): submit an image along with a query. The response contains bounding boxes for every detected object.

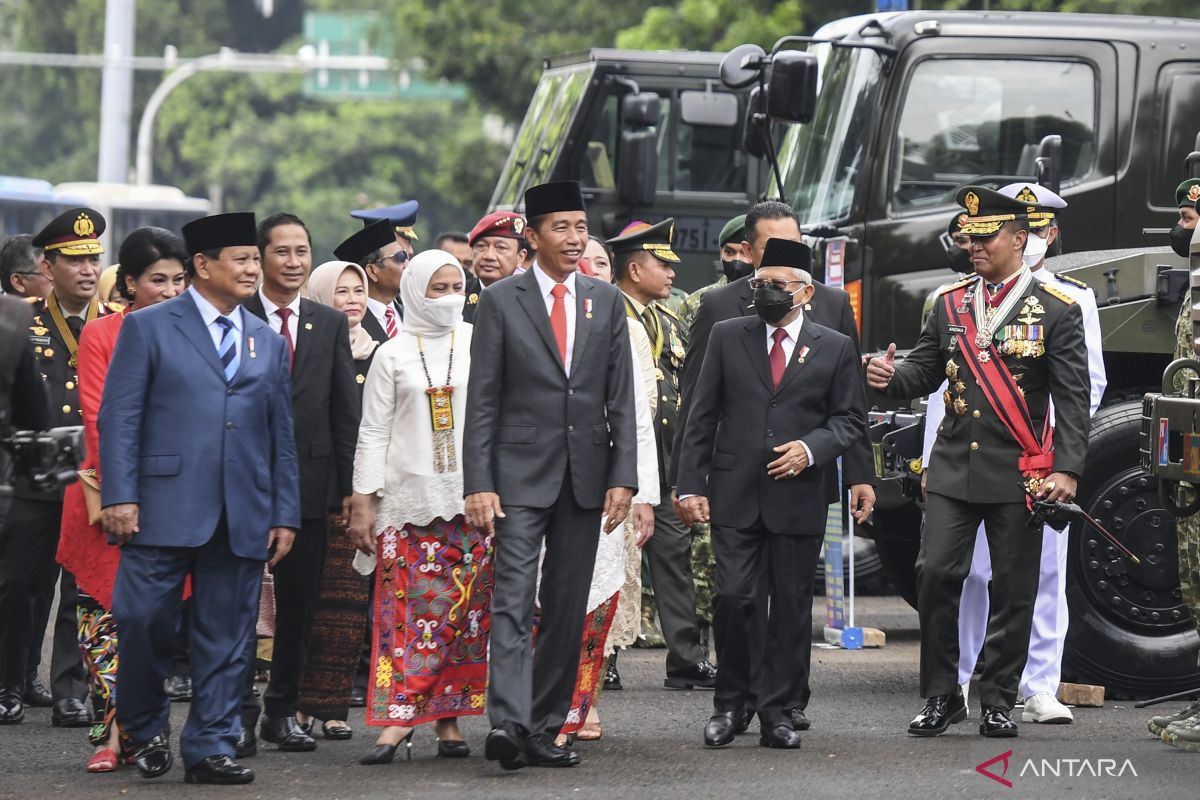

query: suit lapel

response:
[738,318,773,391]
[361,310,388,345]
[291,298,315,380]
[571,278,594,378]
[233,312,263,385]
[774,323,821,395]
[171,295,226,380]
[736,277,755,317]
[515,269,566,372]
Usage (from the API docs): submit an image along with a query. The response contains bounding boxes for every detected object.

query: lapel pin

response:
[305,322,313,330]
[248,336,256,358]
[798,345,810,364]
[584,298,593,319]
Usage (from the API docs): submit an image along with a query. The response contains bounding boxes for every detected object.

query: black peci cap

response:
[181,212,258,255]
[523,180,586,219]
[333,220,397,264]
[759,237,812,272]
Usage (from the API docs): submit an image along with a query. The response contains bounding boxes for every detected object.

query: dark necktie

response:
[66,315,84,340]
[276,307,294,370]
[770,328,788,390]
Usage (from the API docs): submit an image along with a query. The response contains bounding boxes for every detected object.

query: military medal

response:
[945,358,959,381]
[971,270,1033,362]
[417,332,458,473]
[45,293,99,371]
[797,345,810,364]
[584,298,593,319]
[953,397,968,416]
[248,336,257,358]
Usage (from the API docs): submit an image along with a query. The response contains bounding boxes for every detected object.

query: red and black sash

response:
[943,286,1054,496]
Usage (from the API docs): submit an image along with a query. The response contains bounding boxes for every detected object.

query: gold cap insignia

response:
[512,218,525,235]
[1189,185,1200,203]
[1015,186,1038,204]
[964,191,980,216]
[73,213,95,237]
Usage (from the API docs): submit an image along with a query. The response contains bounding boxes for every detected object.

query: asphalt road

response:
[1,596,1194,800]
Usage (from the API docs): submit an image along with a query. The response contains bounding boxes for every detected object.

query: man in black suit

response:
[464,181,637,770]
[242,213,359,753]
[334,220,408,345]
[672,200,876,729]
[677,238,866,750]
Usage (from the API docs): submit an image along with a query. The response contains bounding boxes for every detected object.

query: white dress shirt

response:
[189,285,242,360]
[366,296,396,333]
[766,313,814,466]
[259,289,300,344]
[532,262,577,376]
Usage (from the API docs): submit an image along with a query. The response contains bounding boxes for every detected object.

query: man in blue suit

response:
[99,212,300,785]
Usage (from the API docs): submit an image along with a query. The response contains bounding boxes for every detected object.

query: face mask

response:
[1022,232,1049,269]
[947,248,973,274]
[752,284,797,325]
[424,294,465,327]
[1170,224,1193,259]
[721,258,754,282]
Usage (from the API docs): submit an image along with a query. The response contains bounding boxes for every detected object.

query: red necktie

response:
[384,305,398,339]
[550,283,568,365]
[769,327,787,390]
[276,307,294,370]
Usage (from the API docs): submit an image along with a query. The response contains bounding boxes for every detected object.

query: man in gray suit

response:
[464,180,638,770]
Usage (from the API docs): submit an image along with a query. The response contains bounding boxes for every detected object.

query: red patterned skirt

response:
[559,593,618,736]
[366,515,494,726]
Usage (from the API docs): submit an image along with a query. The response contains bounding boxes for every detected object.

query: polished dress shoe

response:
[788,708,811,731]
[164,674,193,702]
[235,727,257,758]
[0,688,25,724]
[22,678,51,708]
[51,697,91,728]
[484,722,527,771]
[664,659,717,690]
[979,705,1019,738]
[760,723,802,749]
[908,689,967,737]
[349,686,366,708]
[526,733,581,767]
[131,734,174,779]
[184,755,254,784]
[704,711,740,747]
[360,731,413,765]
[437,738,470,758]
[734,707,756,735]
[260,715,317,751]
[322,720,353,740]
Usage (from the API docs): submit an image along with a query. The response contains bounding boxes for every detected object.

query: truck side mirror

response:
[766,50,819,124]
[720,43,767,89]
[617,92,660,207]
[742,85,769,160]
[1035,134,1062,196]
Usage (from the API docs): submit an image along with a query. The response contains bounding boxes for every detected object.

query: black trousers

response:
[487,472,602,738]
[0,496,86,698]
[919,493,1042,709]
[711,521,822,727]
[645,489,705,672]
[261,516,328,718]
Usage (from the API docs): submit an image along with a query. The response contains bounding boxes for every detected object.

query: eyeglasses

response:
[748,277,806,292]
[378,252,409,267]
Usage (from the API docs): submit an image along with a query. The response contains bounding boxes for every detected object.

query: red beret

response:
[469,211,527,247]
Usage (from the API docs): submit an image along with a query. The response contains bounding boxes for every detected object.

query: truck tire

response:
[1062,400,1200,699]
[815,535,890,596]
[867,504,923,608]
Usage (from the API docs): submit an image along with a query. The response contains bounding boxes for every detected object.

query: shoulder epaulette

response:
[1053,272,1088,290]
[1039,283,1076,306]
[105,301,125,313]
[657,303,681,321]
[936,276,974,296]
[23,295,41,305]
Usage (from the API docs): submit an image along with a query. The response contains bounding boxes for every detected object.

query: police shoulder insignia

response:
[658,303,681,322]
[1039,283,1075,306]
[937,275,975,296]
[1053,272,1088,290]
[23,295,41,305]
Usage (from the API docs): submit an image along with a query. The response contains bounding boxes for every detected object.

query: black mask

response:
[1170,224,1193,259]
[753,284,797,325]
[946,248,973,274]
[721,258,754,282]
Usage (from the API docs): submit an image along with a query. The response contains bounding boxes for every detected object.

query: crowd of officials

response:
[1,172,1197,785]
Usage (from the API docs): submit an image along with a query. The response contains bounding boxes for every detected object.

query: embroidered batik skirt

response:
[367,515,493,726]
[559,593,618,735]
[77,593,118,745]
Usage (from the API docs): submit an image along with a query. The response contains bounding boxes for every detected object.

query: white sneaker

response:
[1022,692,1073,724]
[960,682,970,718]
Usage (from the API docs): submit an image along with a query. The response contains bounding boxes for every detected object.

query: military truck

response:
[726,10,1200,697]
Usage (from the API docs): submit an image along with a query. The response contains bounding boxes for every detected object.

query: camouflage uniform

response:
[1173,298,1200,665]
[680,276,727,334]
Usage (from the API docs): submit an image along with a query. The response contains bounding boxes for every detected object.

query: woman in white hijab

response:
[347,250,495,765]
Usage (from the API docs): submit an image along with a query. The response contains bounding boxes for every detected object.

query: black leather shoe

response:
[235,727,257,758]
[0,688,25,724]
[22,678,51,708]
[704,711,739,747]
[51,697,91,728]
[184,755,254,784]
[437,738,470,758]
[760,723,802,749]
[164,674,193,702]
[260,715,317,751]
[484,722,527,771]
[788,708,811,731]
[526,733,581,767]
[603,654,622,691]
[360,732,413,765]
[908,689,967,737]
[131,734,174,779]
[349,686,366,708]
[322,720,353,740]
[980,705,1019,738]
[665,659,717,690]
[734,707,756,735]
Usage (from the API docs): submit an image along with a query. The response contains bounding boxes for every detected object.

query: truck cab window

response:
[674,100,745,193]
[891,58,1096,212]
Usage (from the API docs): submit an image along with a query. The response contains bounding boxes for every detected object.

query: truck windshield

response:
[491,66,593,209]
[778,44,884,226]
